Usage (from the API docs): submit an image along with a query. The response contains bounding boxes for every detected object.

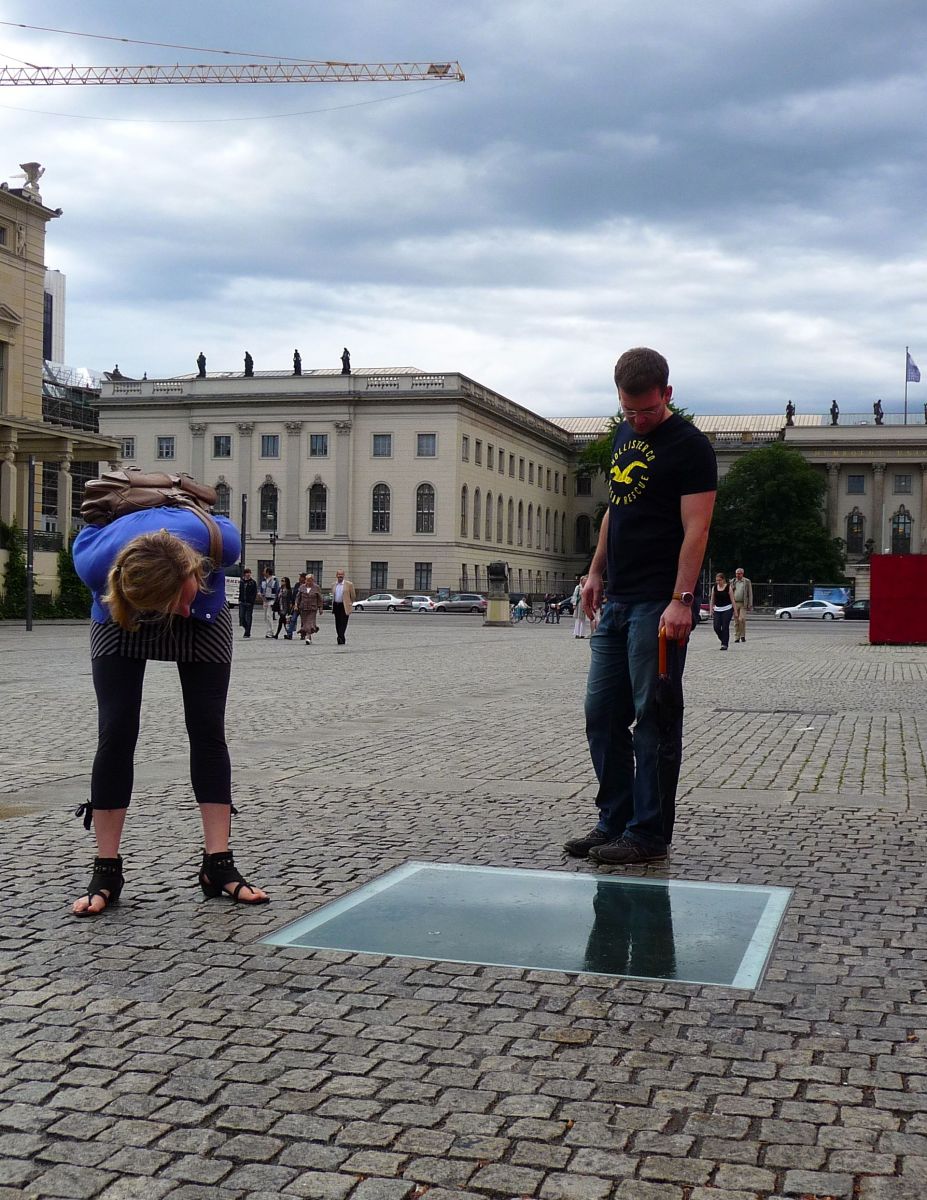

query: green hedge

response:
[0,520,91,618]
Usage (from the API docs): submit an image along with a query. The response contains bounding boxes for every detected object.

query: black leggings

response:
[90,655,232,810]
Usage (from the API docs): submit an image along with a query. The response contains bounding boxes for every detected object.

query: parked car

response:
[775,599,844,620]
[399,594,436,613]
[321,592,333,610]
[843,598,870,620]
[352,592,405,612]
[434,592,488,614]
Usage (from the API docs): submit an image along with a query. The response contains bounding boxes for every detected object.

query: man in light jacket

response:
[332,568,357,646]
[732,567,753,644]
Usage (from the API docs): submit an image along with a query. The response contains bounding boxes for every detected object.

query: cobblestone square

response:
[2,613,926,1199]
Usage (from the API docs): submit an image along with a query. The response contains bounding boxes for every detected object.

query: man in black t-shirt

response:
[564,348,717,866]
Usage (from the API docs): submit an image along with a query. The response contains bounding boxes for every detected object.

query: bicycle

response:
[511,605,543,624]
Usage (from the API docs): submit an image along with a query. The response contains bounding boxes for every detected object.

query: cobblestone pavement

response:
[2,613,926,1199]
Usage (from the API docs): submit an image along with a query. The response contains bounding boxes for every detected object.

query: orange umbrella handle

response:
[658,624,667,675]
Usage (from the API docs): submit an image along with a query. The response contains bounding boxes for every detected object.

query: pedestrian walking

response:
[331,568,356,645]
[286,573,305,639]
[238,568,257,638]
[297,573,323,643]
[732,567,753,643]
[260,567,279,639]
[710,572,734,650]
[70,507,269,915]
[273,577,293,639]
[572,577,589,638]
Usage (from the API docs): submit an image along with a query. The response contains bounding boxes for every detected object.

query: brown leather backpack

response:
[81,467,222,562]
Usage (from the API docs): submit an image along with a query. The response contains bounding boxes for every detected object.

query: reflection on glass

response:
[263,863,790,989]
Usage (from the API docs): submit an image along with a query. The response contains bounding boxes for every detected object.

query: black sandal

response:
[199,850,269,904]
[74,855,124,917]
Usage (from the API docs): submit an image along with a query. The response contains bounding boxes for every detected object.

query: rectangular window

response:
[509,454,515,477]
[309,433,329,458]
[0,341,6,411]
[120,436,136,459]
[498,450,505,475]
[415,562,433,591]
[846,474,865,495]
[546,469,552,490]
[554,472,560,494]
[156,436,175,460]
[0,224,7,246]
[475,440,482,465]
[894,473,912,494]
[461,435,470,462]
[519,457,525,481]
[372,433,392,458]
[371,561,388,590]
[487,445,494,470]
[305,560,323,585]
[461,563,468,589]
[213,434,231,458]
[417,433,437,457]
[529,462,534,484]
[576,474,592,496]
[261,434,280,458]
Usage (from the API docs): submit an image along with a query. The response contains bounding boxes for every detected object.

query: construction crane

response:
[0,61,464,86]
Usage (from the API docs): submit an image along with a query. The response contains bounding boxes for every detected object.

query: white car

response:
[353,593,404,612]
[775,599,844,620]
[399,594,437,612]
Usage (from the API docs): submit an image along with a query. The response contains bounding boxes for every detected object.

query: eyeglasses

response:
[620,402,666,419]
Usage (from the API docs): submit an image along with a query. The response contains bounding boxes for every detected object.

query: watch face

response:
[680,592,694,605]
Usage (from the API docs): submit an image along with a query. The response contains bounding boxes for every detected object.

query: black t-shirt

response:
[606,413,717,602]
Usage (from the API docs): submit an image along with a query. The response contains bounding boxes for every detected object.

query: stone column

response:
[285,421,303,537]
[57,455,73,546]
[237,423,254,538]
[825,463,839,538]
[333,421,352,542]
[920,464,927,553]
[189,423,207,481]
[0,445,16,524]
[872,463,886,552]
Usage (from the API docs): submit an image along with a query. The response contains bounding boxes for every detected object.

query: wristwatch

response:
[672,591,694,605]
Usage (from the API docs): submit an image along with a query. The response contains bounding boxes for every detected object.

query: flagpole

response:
[905,346,908,425]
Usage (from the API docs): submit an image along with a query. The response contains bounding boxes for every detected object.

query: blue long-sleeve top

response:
[72,507,241,625]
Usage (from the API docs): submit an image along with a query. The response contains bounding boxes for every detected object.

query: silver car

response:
[353,593,404,612]
[434,592,488,614]
[775,599,844,620]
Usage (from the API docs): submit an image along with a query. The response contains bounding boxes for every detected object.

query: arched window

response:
[517,500,524,546]
[473,489,481,540]
[416,483,435,534]
[460,485,469,537]
[527,503,533,548]
[308,483,327,532]
[496,494,504,542]
[485,493,493,541]
[553,512,559,553]
[372,483,390,533]
[507,498,514,545]
[845,507,864,555]
[214,482,230,518]
[575,514,591,554]
[259,482,278,532]
[545,508,551,552]
[891,505,912,554]
[536,508,542,549]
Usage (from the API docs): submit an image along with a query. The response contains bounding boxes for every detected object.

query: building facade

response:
[97,368,601,595]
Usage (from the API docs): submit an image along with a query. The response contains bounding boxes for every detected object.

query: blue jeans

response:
[584,599,686,852]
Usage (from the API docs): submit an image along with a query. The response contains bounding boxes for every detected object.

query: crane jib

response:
[0,62,465,85]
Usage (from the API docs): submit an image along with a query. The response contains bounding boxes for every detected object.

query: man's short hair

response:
[614,347,669,395]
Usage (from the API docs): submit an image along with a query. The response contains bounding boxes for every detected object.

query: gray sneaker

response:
[588,837,667,866]
[563,827,612,858]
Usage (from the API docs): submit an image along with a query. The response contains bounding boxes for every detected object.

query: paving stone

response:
[539,1173,613,1200]
[287,1171,359,1199]
[782,1168,854,1196]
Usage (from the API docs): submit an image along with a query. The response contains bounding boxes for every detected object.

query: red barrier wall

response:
[869,555,927,644]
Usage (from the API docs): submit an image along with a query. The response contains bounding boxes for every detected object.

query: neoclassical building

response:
[96,368,601,595]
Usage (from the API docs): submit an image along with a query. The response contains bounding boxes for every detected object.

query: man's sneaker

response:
[563,827,612,858]
[588,837,667,866]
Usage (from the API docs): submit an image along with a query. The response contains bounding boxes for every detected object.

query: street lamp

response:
[268,529,278,576]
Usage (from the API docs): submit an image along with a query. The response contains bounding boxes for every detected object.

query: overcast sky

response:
[3,0,926,416]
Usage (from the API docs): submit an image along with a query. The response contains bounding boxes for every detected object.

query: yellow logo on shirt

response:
[609,440,655,506]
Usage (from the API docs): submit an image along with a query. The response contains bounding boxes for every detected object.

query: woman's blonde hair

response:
[102,529,210,630]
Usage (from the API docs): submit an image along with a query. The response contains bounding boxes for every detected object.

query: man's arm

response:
[661,490,716,641]
[581,509,608,620]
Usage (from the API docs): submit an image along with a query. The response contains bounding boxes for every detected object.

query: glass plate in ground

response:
[263,863,791,989]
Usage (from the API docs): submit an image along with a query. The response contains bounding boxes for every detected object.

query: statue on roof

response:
[244,351,254,378]
[873,398,884,425]
[341,347,351,376]
[196,351,206,378]
[785,400,795,426]
[830,399,839,426]
[293,349,302,376]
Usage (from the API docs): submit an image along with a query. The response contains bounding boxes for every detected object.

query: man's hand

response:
[582,573,604,621]
[661,598,692,643]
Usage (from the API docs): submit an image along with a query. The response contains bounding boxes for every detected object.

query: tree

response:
[54,546,92,618]
[709,443,846,582]
[0,519,26,618]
